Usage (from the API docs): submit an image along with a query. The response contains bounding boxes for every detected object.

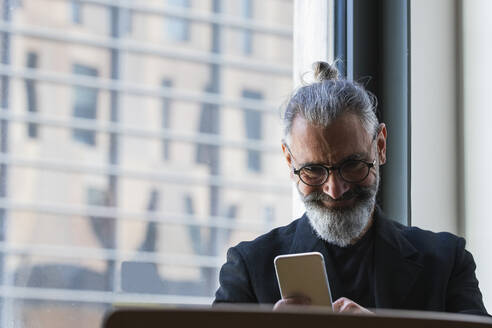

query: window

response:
[122,189,162,294]
[241,0,253,55]
[71,0,82,24]
[195,88,220,166]
[184,194,203,256]
[161,79,173,160]
[87,187,115,250]
[72,64,99,146]
[0,1,293,326]
[263,205,275,224]
[121,7,133,36]
[166,0,190,42]
[87,187,106,207]
[242,90,263,172]
[25,52,38,138]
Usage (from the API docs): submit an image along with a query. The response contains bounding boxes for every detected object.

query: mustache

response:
[304,190,356,203]
[302,184,376,204]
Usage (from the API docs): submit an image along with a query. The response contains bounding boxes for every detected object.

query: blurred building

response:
[0,0,293,326]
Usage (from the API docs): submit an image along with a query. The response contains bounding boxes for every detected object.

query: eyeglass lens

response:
[299,160,370,185]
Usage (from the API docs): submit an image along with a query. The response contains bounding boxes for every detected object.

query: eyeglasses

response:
[284,143,376,186]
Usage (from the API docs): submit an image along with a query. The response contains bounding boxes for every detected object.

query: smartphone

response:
[274,252,332,307]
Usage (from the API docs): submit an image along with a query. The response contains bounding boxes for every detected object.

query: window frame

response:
[293,0,411,225]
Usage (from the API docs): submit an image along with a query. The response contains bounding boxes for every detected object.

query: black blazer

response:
[214,209,488,315]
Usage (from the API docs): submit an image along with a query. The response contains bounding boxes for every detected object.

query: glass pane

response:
[0,0,293,326]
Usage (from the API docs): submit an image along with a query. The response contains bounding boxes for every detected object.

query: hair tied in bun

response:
[313,61,339,82]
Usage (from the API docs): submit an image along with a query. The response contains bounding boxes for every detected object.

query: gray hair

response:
[283,61,379,141]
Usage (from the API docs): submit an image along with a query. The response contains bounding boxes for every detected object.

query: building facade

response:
[0,0,293,326]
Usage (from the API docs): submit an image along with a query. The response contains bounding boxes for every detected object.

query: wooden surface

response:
[103,305,492,328]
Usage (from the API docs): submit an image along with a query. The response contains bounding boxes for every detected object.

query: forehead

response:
[289,113,372,165]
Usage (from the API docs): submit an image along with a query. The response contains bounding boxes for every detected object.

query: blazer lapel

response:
[288,214,343,301]
[373,211,424,309]
[288,211,424,308]
[289,214,327,255]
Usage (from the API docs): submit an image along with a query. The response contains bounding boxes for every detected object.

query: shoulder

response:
[232,216,303,260]
[405,223,462,249]
[380,217,465,257]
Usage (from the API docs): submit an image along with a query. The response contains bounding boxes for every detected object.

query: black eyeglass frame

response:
[283,143,377,186]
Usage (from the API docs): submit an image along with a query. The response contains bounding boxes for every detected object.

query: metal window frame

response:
[0,285,213,305]
[340,0,411,226]
[62,0,293,37]
[0,65,281,113]
[0,198,272,231]
[0,154,290,192]
[0,111,281,152]
[0,24,291,75]
[0,242,225,268]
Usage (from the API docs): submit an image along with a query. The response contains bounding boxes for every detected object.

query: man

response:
[214,62,488,315]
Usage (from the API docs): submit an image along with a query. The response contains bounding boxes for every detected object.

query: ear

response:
[281,142,295,179]
[376,123,387,165]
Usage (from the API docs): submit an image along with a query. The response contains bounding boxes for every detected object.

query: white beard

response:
[305,196,375,247]
[301,175,379,247]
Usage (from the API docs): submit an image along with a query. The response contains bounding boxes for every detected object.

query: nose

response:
[322,172,351,200]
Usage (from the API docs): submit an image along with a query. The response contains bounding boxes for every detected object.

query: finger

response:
[332,297,349,312]
[273,297,311,311]
[339,301,358,313]
[336,299,373,314]
[273,299,288,311]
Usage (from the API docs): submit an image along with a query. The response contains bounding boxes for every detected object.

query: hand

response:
[332,297,373,314]
[273,296,311,310]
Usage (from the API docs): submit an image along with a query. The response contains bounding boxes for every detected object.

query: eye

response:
[341,160,366,172]
[301,165,326,177]
[299,165,328,186]
[340,160,370,182]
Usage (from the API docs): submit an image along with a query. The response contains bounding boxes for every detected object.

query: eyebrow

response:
[299,152,368,168]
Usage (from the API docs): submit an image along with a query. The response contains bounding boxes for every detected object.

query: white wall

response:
[411,0,492,312]
[410,0,458,234]
[462,0,492,312]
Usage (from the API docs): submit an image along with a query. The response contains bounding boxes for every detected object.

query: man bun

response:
[283,60,379,139]
[313,61,339,82]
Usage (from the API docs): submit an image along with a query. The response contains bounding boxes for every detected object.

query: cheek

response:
[361,168,379,187]
[296,181,318,197]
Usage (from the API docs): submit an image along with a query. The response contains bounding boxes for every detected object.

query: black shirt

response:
[323,223,376,308]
